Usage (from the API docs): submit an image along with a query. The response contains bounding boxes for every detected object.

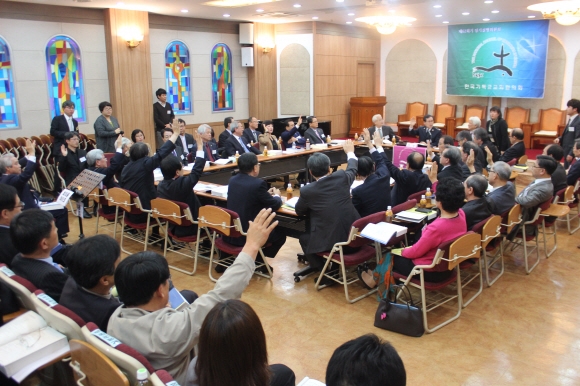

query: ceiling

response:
[7,0,554,27]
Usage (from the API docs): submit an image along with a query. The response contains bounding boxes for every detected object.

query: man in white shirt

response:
[50,100,78,157]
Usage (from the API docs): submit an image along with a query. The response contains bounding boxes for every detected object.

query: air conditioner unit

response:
[239,23,254,45]
[241,47,254,67]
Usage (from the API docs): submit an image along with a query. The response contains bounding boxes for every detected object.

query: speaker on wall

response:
[239,23,254,44]
[241,47,254,67]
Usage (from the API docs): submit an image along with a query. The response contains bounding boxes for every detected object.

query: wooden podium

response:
[348,96,387,138]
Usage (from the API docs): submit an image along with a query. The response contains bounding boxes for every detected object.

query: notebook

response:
[360,222,407,245]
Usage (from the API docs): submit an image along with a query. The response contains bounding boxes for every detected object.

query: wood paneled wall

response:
[248,23,278,121]
[104,9,154,143]
[314,23,381,137]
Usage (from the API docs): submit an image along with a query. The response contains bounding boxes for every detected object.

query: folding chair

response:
[472,215,502,287]
[69,339,130,386]
[90,186,119,236]
[540,200,570,258]
[0,264,38,312]
[150,197,211,275]
[407,190,427,202]
[198,205,272,282]
[555,184,580,234]
[314,214,382,303]
[31,290,86,341]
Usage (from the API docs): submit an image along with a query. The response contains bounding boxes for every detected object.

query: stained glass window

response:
[0,36,18,129]
[165,41,191,114]
[45,35,86,122]
[211,43,234,112]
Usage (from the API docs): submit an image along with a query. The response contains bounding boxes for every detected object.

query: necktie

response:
[205,142,215,161]
[253,131,258,142]
[566,117,572,131]
[172,150,177,157]
[238,137,249,153]
[314,130,323,142]
[378,128,383,138]
[67,117,73,131]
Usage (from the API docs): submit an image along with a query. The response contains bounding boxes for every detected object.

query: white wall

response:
[149,28,248,125]
[0,18,109,137]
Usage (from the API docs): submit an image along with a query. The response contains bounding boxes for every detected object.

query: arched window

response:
[0,36,18,129]
[45,35,86,122]
[165,41,192,114]
[211,43,234,112]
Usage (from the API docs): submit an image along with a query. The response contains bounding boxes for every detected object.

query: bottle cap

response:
[136,368,147,381]
[426,188,431,192]
[421,195,426,199]
[387,206,392,210]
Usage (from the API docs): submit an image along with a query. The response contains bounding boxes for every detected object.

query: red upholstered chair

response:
[407,190,427,202]
[0,264,39,312]
[392,232,480,333]
[90,185,120,236]
[107,187,164,255]
[31,289,86,341]
[69,339,130,386]
[507,158,517,166]
[314,214,382,303]
[150,370,178,386]
[198,205,272,282]
[150,198,210,276]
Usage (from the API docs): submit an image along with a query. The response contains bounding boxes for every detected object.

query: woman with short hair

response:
[94,101,121,152]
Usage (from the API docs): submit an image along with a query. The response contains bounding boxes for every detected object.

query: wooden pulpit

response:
[349,96,387,138]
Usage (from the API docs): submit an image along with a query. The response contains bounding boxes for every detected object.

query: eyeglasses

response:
[531,165,544,169]
[489,169,496,173]
[12,202,25,210]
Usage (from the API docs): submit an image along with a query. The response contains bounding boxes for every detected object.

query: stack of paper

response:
[211,186,228,198]
[153,168,163,182]
[297,377,326,386]
[395,210,428,223]
[284,197,299,209]
[211,159,232,166]
[360,222,407,244]
[193,183,213,192]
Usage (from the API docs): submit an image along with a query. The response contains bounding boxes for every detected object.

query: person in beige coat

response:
[258,120,280,152]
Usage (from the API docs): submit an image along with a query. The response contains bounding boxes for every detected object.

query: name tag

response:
[91,329,122,347]
[0,266,15,277]
[37,293,58,308]
[180,154,185,160]
[79,157,86,162]
[188,144,193,148]
[212,150,216,154]
[247,143,251,148]
[321,134,326,138]
[167,110,171,114]
[570,127,575,132]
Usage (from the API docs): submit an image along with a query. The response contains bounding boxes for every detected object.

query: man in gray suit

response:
[487,161,516,215]
[303,116,327,144]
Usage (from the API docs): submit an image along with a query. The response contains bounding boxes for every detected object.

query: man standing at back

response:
[218,117,234,149]
[50,100,78,157]
[153,88,175,150]
[555,98,580,167]
[295,140,359,274]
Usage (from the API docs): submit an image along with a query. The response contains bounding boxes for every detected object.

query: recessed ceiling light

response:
[312,16,318,19]
[346,21,352,24]
[181,9,188,13]
[462,12,470,15]
[528,15,536,18]
[389,9,396,13]
[116,1,124,5]
[336,0,344,2]
[293,3,301,7]
[256,8,264,12]
[435,14,442,17]
[443,21,449,23]
[348,12,355,16]
[433,5,442,8]
[483,18,490,21]
[223,13,230,17]
[484,0,493,3]
[491,10,499,13]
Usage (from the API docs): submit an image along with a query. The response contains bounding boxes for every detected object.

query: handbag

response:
[374,284,424,337]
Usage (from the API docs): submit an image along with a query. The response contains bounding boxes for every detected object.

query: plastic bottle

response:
[305,139,310,150]
[136,368,148,385]
[292,141,296,150]
[286,183,293,200]
[234,151,239,163]
[263,147,268,156]
[300,183,304,189]
[326,135,331,144]
[385,206,393,223]
[430,192,437,206]
[392,135,397,145]
[420,195,427,208]
[425,188,432,205]
[354,133,358,141]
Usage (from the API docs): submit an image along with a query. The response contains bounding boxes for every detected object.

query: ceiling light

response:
[117,2,124,5]
[223,13,230,17]
[202,0,282,7]
[462,12,470,15]
[491,10,499,13]
[181,9,188,13]
[256,8,264,12]
[443,21,449,23]
[356,15,417,34]
[346,21,352,24]
[483,18,490,21]
[389,9,396,13]
[312,16,319,19]
[435,14,442,17]
[484,0,493,3]
[336,0,344,2]
[348,12,355,16]
[293,3,301,7]
[528,1,580,25]
[433,5,442,8]
[528,15,536,18]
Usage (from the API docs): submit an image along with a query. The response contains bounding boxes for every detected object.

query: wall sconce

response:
[256,36,275,53]
[262,46,273,53]
[119,26,144,48]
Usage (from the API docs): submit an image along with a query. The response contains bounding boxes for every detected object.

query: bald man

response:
[498,128,526,163]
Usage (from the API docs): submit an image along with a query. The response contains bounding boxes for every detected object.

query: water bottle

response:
[136,368,148,385]
[292,141,296,150]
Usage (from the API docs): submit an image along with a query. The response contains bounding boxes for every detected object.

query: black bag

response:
[374,284,424,337]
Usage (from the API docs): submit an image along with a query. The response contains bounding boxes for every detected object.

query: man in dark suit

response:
[428,135,454,169]
[50,100,78,157]
[224,120,261,157]
[280,117,306,149]
[196,124,220,162]
[218,117,234,149]
[382,147,431,206]
[436,146,464,181]
[225,153,285,272]
[567,139,580,186]
[473,128,499,169]
[153,88,175,150]
[499,128,526,163]
[352,129,391,217]
[10,209,69,302]
[0,184,22,267]
[243,116,261,145]
[487,161,516,215]
[162,128,187,166]
[555,98,580,167]
[86,135,126,189]
[304,116,327,144]
[295,140,359,272]
[58,131,92,218]
[175,119,195,157]
[0,139,69,239]
[365,114,399,142]
[60,235,121,332]
[462,174,494,230]
[544,144,568,196]
[408,114,441,145]
[460,142,483,179]
[158,132,206,238]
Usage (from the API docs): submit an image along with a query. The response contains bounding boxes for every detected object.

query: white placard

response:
[55,189,74,206]
[90,329,122,348]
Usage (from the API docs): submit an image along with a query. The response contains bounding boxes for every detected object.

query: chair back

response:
[563,185,575,204]
[507,158,517,166]
[151,198,194,227]
[433,103,456,124]
[473,215,501,249]
[517,155,528,164]
[69,339,130,386]
[446,232,482,270]
[463,105,487,121]
[501,204,521,234]
[538,108,566,133]
[406,102,428,120]
[198,205,243,237]
[504,106,530,129]
[0,264,38,311]
[150,370,176,386]
[82,322,155,385]
[108,187,141,214]
[32,290,85,341]
[407,190,426,202]
[349,212,385,248]
[393,199,417,214]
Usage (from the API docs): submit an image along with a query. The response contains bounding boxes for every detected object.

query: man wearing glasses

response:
[486,161,516,215]
[498,128,526,164]
[0,184,24,267]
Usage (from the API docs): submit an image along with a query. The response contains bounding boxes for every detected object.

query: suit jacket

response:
[11,254,69,302]
[242,128,260,144]
[552,163,567,196]
[488,182,516,215]
[225,173,282,246]
[60,277,120,332]
[352,151,391,218]
[295,158,360,254]
[153,102,175,132]
[567,158,580,186]
[499,141,526,163]
[93,115,120,153]
[169,146,188,166]
[224,135,260,157]
[218,129,231,149]
[438,164,464,181]
[462,197,494,231]
[382,151,431,206]
[120,139,176,210]
[516,179,553,221]
[367,125,399,141]
[0,158,38,210]
[88,151,126,189]
[409,126,441,145]
[0,226,18,267]
[58,148,87,186]
[200,140,219,162]
[258,133,279,151]
[304,127,326,144]
[486,118,509,152]
[558,115,580,156]
[50,115,78,156]
[280,126,306,149]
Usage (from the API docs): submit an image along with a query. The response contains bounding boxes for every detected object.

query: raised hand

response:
[343,139,355,154]
[484,146,493,165]
[114,134,123,149]
[61,144,68,157]
[428,162,438,183]
[192,130,203,151]
[25,138,36,156]
[362,128,372,147]
[410,117,416,127]
[297,116,302,126]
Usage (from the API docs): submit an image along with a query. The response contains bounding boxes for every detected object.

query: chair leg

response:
[461,258,483,308]
[143,215,151,251]
[95,209,100,235]
[119,213,132,255]
[425,268,463,333]
[521,223,540,274]
[542,220,558,258]
[208,232,219,283]
[314,253,333,290]
[485,239,504,287]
